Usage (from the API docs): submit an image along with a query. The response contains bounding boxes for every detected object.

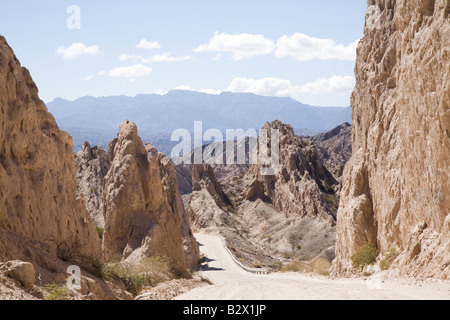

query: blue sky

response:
[0,1,367,106]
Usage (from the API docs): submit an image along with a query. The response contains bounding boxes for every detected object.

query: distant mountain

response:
[47,90,351,152]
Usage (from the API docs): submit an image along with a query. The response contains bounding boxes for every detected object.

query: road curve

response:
[175,233,450,300]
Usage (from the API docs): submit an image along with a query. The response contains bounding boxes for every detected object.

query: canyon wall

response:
[334,0,449,278]
[0,36,101,265]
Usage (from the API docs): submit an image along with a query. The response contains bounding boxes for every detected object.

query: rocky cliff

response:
[334,0,450,278]
[102,121,199,270]
[0,36,101,267]
[75,142,111,228]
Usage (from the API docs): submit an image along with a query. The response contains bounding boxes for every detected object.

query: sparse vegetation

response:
[351,243,379,270]
[280,261,310,273]
[44,283,70,301]
[323,182,335,194]
[47,235,84,263]
[380,248,400,271]
[99,256,181,296]
[96,227,104,240]
[311,258,331,276]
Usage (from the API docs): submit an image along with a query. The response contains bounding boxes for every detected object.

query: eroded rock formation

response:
[75,142,111,228]
[310,122,352,180]
[0,36,101,266]
[187,120,343,267]
[247,120,339,220]
[334,0,450,278]
[102,121,199,270]
[148,145,200,270]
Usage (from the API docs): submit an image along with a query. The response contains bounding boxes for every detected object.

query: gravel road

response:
[175,233,449,300]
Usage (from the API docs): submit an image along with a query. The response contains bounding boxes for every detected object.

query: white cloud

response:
[56,43,100,60]
[119,52,191,63]
[276,33,359,61]
[119,54,142,62]
[107,64,152,79]
[174,85,222,95]
[226,76,355,98]
[299,76,356,94]
[227,77,296,97]
[154,89,168,95]
[211,53,223,61]
[82,75,94,81]
[194,32,276,60]
[142,52,192,63]
[136,39,161,50]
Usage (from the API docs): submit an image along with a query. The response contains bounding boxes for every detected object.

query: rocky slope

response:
[0,36,101,268]
[187,120,346,268]
[187,164,236,232]
[75,142,111,228]
[0,35,201,299]
[334,0,450,279]
[309,122,352,180]
[173,138,255,195]
[102,120,199,270]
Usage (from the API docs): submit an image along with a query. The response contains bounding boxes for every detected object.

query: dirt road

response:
[175,233,449,300]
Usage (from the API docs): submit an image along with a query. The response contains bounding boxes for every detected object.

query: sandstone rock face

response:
[248,120,338,221]
[102,121,197,270]
[1,260,36,289]
[310,122,352,180]
[148,145,200,270]
[0,36,101,264]
[75,142,111,228]
[334,0,450,278]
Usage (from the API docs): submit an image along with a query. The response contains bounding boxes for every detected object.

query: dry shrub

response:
[100,256,183,296]
[280,261,311,273]
[311,258,331,276]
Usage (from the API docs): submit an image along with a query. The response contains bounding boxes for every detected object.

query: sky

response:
[0,1,367,106]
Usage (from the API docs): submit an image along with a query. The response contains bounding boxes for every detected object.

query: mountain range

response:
[46,90,351,152]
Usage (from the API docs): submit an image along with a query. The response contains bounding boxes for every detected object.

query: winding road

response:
[175,233,449,300]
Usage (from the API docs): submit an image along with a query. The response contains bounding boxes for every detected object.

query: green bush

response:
[380,248,399,271]
[44,283,70,301]
[96,227,104,240]
[351,243,379,269]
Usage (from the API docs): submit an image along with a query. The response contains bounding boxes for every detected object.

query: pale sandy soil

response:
[175,234,450,300]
